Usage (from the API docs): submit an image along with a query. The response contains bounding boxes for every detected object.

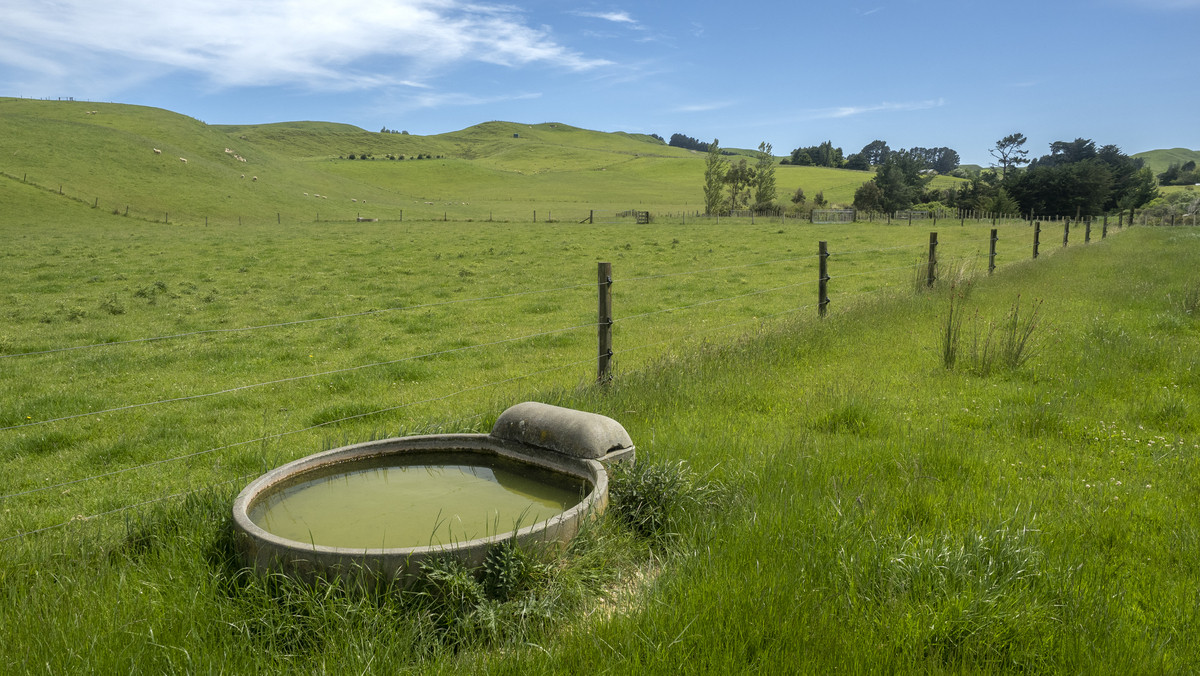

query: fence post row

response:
[989,229,998,275]
[1063,220,1070,248]
[818,241,830,318]
[597,262,613,383]
[926,232,938,288]
[1033,222,1041,259]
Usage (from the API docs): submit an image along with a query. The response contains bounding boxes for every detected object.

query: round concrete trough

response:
[232,403,632,585]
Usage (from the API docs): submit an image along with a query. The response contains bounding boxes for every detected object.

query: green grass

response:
[1,98,965,224]
[2,98,1197,672]
[1133,147,1200,175]
[3,221,1194,672]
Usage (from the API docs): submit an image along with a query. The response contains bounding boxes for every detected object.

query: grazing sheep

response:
[351,198,357,203]
[252,176,258,181]
[303,192,309,196]
[179,157,187,163]
[152,148,162,154]
[241,174,245,179]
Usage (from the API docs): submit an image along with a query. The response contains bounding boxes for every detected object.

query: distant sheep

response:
[252,176,258,181]
[152,148,162,154]
[179,157,187,163]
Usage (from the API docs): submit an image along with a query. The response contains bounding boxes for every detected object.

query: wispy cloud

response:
[0,0,610,95]
[811,99,946,119]
[574,10,639,25]
[855,7,884,16]
[674,101,736,113]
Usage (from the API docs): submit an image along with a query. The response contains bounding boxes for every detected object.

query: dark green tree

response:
[844,153,870,171]
[989,133,1030,177]
[859,140,891,166]
[853,181,884,211]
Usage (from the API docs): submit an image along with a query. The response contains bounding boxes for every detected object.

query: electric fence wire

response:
[0,355,597,538]
[0,281,597,360]
[1,321,599,432]
[615,279,815,325]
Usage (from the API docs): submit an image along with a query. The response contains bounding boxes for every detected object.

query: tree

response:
[703,139,728,215]
[869,150,932,213]
[844,153,870,171]
[751,142,777,212]
[859,140,891,166]
[989,133,1029,177]
[931,147,960,175]
[670,133,709,152]
[791,187,807,205]
[725,159,754,211]
[853,181,884,211]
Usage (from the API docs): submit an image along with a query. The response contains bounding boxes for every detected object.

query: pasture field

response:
[1,97,965,224]
[3,98,1199,672]
[3,206,1199,671]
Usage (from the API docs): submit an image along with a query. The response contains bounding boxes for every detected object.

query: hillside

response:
[0,98,933,225]
[1133,147,1200,174]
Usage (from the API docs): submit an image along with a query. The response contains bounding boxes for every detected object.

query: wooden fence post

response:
[818,241,830,318]
[926,232,938,288]
[597,262,613,383]
[989,228,998,275]
[1103,215,1108,238]
[1085,218,1091,243]
[1063,220,1070,248]
[1033,221,1041,259]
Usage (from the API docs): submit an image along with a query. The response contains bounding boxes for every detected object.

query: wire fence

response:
[0,220,1127,545]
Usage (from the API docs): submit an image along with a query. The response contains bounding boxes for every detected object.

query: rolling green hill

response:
[1133,147,1200,174]
[0,97,951,225]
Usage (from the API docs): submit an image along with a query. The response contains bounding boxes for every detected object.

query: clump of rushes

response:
[967,295,1043,375]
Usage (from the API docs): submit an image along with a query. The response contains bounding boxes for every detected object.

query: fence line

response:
[1,222,1128,542]
[615,280,814,325]
[2,322,598,432]
[611,305,811,360]
[0,353,597,528]
[0,281,598,361]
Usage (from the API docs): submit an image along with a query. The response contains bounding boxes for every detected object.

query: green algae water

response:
[249,452,587,549]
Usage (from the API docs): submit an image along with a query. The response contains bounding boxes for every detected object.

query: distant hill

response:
[0,97,958,226]
[1133,148,1200,174]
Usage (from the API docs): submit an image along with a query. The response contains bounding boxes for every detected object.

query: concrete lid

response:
[491,402,633,459]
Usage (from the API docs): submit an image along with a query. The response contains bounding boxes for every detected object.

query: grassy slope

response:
[1,98,947,224]
[1133,147,1200,175]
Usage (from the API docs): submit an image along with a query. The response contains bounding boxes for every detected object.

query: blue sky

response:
[2,0,1197,165]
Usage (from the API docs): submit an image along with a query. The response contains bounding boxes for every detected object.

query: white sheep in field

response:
[252,176,258,181]
[179,157,187,163]
[303,192,309,196]
[351,198,357,203]
[152,148,162,154]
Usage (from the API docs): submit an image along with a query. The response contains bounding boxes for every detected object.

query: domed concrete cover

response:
[492,402,632,460]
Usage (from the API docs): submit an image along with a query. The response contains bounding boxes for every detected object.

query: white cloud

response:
[816,99,946,119]
[575,10,638,24]
[674,101,735,113]
[0,0,609,93]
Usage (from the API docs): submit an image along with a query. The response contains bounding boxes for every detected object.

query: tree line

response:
[850,134,1159,217]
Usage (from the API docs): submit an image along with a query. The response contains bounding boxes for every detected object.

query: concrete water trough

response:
[231,402,635,584]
